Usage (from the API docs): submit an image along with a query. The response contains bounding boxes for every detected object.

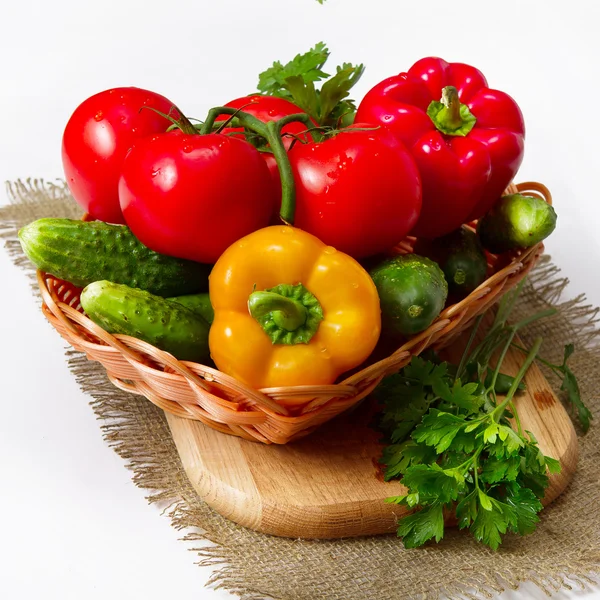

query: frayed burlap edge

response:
[2,179,599,600]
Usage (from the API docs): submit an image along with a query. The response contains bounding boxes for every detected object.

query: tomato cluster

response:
[62,57,525,265]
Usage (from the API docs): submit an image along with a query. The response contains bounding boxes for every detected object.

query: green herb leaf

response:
[396,502,445,548]
[381,441,437,481]
[401,464,466,504]
[257,42,329,95]
[470,498,517,551]
[379,301,579,551]
[502,483,542,536]
[256,42,363,127]
[480,454,521,484]
[412,410,468,453]
[432,378,485,414]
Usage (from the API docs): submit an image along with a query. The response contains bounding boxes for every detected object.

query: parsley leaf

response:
[502,483,543,536]
[412,409,468,453]
[381,441,436,481]
[375,297,576,551]
[256,42,364,127]
[257,42,329,95]
[470,497,517,551]
[396,503,445,549]
[401,464,466,504]
[559,344,592,432]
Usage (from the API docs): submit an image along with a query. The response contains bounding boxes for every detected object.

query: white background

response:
[1,0,598,599]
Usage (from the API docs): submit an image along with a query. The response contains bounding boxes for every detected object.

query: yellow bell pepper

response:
[208,225,381,388]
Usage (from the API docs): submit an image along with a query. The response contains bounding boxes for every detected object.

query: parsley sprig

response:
[257,42,364,128]
[377,282,584,550]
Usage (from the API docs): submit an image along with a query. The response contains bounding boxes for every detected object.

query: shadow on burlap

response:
[2,179,599,600]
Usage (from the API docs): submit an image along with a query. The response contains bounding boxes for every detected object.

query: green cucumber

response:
[167,293,214,324]
[415,226,488,299]
[477,194,557,254]
[369,254,448,337]
[80,281,210,362]
[18,218,211,296]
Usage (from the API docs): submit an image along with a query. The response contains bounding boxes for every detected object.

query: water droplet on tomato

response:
[324,185,330,194]
[183,144,193,153]
[151,168,160,177]
[323,246,336,255]
[383,115,392,122]
[268,109,277,116]
[109,89,115,95]
[94,111,104,121]
[119,115,126,123]
[320,348,331,359]
[351,282,359,288]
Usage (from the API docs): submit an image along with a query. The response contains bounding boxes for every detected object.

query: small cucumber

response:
[477,194,557,254]
[369,254,448,337]
[167,293,214,324]
[415,226,488,299]
[18,218,211,296]
[81,281,210,362]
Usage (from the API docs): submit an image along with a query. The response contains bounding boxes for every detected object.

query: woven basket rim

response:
[36,180,551,443]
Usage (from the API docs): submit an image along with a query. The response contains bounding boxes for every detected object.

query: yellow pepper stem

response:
[247,283,324,345]
[248,291,308,331]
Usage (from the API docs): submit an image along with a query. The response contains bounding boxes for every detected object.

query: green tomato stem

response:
[199,107,312,225]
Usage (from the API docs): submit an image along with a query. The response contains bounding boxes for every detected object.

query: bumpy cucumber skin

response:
[167,293,214,324]
[81,281,210,362]
[416,226,488,299]
[477,194,557,254]
[18,218,211,296]
[369,254,448,337]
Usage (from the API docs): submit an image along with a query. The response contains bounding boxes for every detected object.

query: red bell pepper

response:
[355,57,525,239]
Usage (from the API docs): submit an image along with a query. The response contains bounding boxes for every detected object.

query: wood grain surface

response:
[167,332,579,539]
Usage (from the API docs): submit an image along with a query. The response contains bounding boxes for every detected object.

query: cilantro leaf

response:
[396,502,445,548]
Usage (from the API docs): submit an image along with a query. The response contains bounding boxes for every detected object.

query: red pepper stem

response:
[440,86,462,130]
[199,107,312,225]
[426,86,477,137]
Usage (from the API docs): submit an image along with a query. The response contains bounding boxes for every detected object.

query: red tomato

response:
[119,131,275,264]
[62,87,178,224]
[289,127,422,258]
[218,95,316,221]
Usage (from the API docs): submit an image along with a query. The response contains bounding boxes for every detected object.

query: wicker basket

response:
[37,181,549,444]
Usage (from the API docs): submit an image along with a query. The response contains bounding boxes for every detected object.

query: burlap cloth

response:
[2,179,600,600]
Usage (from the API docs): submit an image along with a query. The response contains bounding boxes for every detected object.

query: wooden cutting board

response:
[166,334,579,539]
